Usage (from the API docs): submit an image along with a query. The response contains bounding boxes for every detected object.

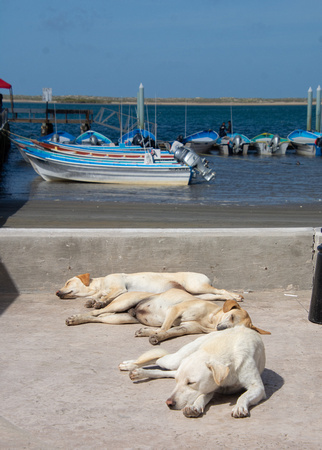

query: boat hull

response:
[23,148,192,186]
[184,140,216,154]
[250,133,290,155]
[287,129,322,156]
[216,134,251,155]
[183,130,219,154]
[218,143,249,155]
[251,141,289,155]
[292,143,322,157]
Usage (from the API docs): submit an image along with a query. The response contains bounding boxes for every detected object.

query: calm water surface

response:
[1,103,321,207]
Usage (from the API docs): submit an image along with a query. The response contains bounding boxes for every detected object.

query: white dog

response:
[57,271,243,308]
[119,326,267,418]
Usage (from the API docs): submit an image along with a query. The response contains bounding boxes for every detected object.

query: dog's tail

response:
[134,347,169,367]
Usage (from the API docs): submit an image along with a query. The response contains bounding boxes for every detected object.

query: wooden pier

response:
[0,110,11,165]
[7,105,94,134]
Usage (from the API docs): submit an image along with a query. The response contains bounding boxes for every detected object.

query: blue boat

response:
[9,131,176,163]
[119,128,156,147]
[287,129,322,156]
[180,130,219,154]
[39,130,76,143]
[74,130,114,145]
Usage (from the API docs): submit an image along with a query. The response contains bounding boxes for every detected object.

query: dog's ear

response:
[222,300,241,313]
[76,273,91,286]
[251,325,271,335]
[206,361,230,385]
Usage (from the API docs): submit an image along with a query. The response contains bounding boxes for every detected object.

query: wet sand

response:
[1,198,322,228]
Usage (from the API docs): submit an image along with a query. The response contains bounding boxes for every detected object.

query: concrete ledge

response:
[0,227,318,293]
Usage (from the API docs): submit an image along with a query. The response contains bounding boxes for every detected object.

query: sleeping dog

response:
[57,271,243,308]
[119,325,269,418]
[66,287,268,344]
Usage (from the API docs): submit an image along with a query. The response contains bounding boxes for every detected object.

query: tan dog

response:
[119,325,269,418]
[57,271,243,308]
[65,287,268,344]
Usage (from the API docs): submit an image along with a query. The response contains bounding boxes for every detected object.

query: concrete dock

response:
[1,199,322,448]
[1,289,322,449]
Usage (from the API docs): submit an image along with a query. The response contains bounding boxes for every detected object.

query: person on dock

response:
[219,122,227,137]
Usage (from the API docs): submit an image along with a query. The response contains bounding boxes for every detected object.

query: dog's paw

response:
[85,299,95,308]
[94,301,105,309]
[119,360,138,371]
[129,368,145,381]
[231,293,244,302]
[65,315,81,326]
[231,405,250,418]
[135,327,151,337]
[183,406,203,418]
[149,334,160,345]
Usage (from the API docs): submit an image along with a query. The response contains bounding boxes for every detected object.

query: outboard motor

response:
[232,134,242,154]
[170,141,216,182]
[269,134,280,153]
[89,135,99,145]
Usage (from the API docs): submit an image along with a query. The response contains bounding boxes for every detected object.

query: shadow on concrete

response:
[0,199,27,227]
[0,262,19,315]
[203,368,284,416]
[262,368,285,399]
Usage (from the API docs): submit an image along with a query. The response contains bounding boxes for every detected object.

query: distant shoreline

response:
[2,95,310,107]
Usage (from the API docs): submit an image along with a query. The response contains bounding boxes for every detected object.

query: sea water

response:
[1,102,321,206]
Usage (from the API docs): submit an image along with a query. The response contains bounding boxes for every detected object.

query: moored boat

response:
[39,130,76,143]
[19,144,193,186]
[250,133,290,155]
[9,130,176,162]
[215,133,251,155]
[179,130,219,154]
[287,129,322,156]
[119,128,156,148]
[14,136,216,185]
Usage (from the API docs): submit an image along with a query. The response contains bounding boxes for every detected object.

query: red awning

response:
[0,78,12,89]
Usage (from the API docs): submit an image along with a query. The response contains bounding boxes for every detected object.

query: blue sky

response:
[1,0,322,99]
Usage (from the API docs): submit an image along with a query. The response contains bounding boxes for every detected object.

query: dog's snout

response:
[166,398,176,409]
[56,290,62,298]
[216,323,228,331]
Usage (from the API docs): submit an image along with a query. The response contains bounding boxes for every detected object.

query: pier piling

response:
[307,86,313,131]
[316,85,321,133]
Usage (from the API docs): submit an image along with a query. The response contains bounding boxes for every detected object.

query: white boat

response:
[17,137,216,185]
[216,133,251,155]
[251,133,290,155]
[287,129,322,156]
[21,144,193,186]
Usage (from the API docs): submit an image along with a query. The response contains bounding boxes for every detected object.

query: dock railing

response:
[8,107,93,125]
